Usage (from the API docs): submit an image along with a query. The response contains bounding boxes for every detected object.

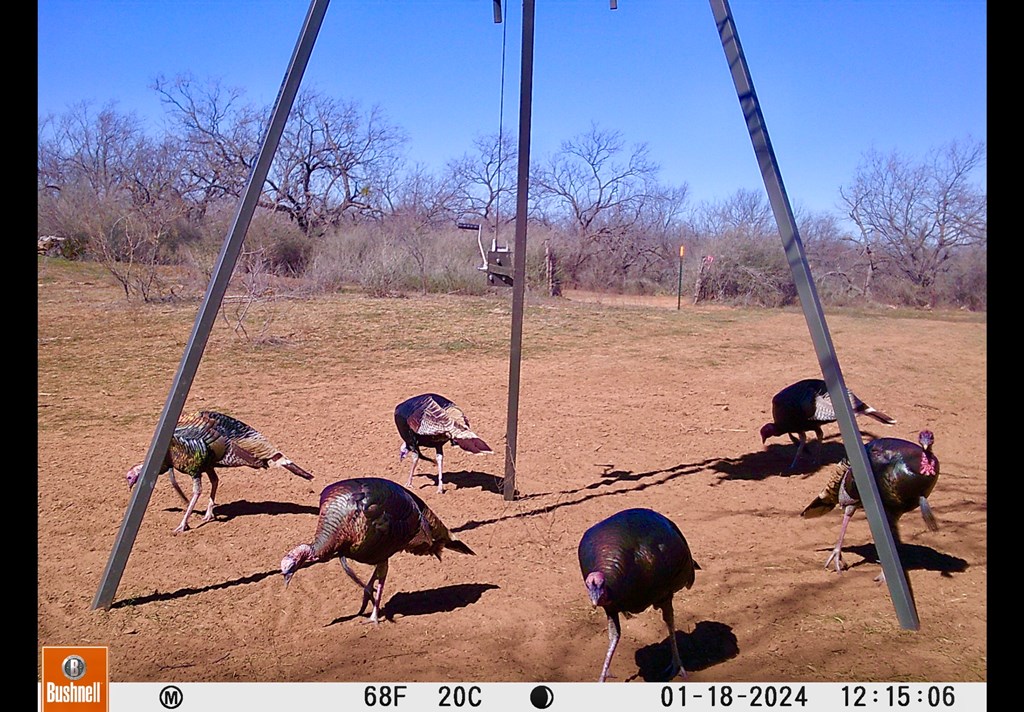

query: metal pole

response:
[502,0,536,501]
[708,0,919,629]
[91,0,332,610]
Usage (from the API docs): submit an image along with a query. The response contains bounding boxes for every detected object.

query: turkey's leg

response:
[660,600,687,680]
[788,433,807,470]
[368,560,389,624]
[202,470,219,523]
[405,452,420,487]
[175,476,203,533]
[824,506,856,572]
[436,451,445,494]
[598,612,621,682]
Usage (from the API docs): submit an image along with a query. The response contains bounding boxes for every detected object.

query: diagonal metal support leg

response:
[708,0,920,630]
[90,0,333,610]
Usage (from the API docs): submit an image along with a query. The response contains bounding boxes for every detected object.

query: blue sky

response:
[38,0,986,218]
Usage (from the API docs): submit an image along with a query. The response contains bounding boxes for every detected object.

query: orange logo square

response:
[40,647,109,712]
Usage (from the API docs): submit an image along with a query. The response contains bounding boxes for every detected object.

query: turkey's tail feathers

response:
[454,437,492,455]
[858,404,897,425]
[403,498,475,559]
[801,496,836,519]
[919,497,939,531]
[275,457,314,480]
[444,538,475,556]
[802,463,845,518]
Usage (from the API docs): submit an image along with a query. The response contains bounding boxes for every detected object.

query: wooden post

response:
[694,254,714,305]
[546,242,561,297]
[676,245,685,309]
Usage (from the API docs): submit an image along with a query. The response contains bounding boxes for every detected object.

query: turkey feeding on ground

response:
[578,508,700,682]
[760,378,897,469]
[281,477,475,623]
[125,410,313,533]
[801,429,939,581]
[394,393,493,494]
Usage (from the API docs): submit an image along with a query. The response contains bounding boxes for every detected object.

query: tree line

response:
[37,75,986,310]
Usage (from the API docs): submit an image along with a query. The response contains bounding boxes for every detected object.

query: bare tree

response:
[591,183,689,287]
[155,75,409,237]
[37,101,192,298]
[690,188,776,240]
[267,89,409,232]
[532,123,664,287]
[839,137,986,305]
[446,131,518,237]
[685,189,796,306]
[37,101,153,202]
[382,166,461,294]
[153,73,264,220]
[793,208,863,303]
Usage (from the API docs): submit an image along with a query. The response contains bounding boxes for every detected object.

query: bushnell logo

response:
[41,646,108,711]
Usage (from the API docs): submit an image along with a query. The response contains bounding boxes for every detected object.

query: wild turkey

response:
[801,429,939,580]
[578,508,700,682]
[394,393,493,494]
[280,476,475,623]
[125,410,313,533]
[760,378,897,469]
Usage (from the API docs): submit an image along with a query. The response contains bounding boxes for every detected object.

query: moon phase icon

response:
[530,685,554,709]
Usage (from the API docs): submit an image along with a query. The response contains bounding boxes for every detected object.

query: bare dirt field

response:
[37,258,986,685]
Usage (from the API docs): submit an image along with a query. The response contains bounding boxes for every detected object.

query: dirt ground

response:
[37,259,986,685]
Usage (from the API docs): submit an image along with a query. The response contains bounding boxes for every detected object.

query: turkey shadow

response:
[843,543,968,577]
[110,569,280,609]
[326,583,499,626]
[181,499,320,522]
[713,426,894,483]
[708,449,820,482]
[408,470,503,494]
[633,620,739,682]
[452,459,716,534]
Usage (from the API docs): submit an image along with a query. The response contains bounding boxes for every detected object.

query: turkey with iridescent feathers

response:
[801,429,939,581]
[760,378,897,469]
[394,393,492,494]
[578,508,700,682]
[280,477,474,623]
[125,410,313,533]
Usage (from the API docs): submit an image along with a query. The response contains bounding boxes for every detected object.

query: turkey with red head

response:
[281,477,474,623]
[802,429,939,581]
[578,508,700,682]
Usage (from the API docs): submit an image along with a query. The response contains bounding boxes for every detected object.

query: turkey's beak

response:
[586,583,602,607]
[283,572,294,588]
